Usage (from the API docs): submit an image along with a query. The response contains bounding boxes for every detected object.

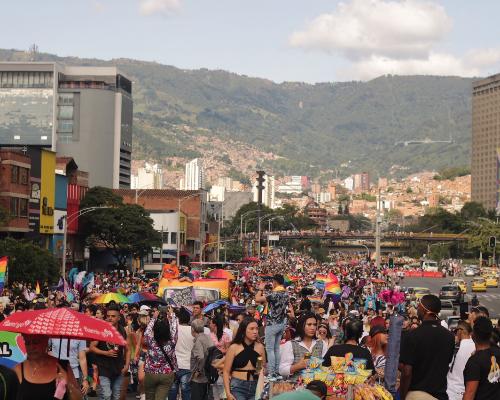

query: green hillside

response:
[0,49,474,178]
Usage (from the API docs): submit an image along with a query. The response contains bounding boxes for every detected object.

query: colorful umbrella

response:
[203,300,230,314]
[0,331,27,368]
[0,308,127,346]
[93,292,130,304]
[206,269,235,280]
[128,291,166,304]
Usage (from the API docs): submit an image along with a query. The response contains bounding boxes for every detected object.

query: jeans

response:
[144,372,175,400]
[264,321,285,375]
[168,368,191,400]
[97,375,124,400]
[230,377,258,400]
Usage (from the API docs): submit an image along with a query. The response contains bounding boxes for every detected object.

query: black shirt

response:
[400,319,455,400]
[463,346,500,400]
[93,324,127,378]
[0,364,19,400]
[322,343,375,371]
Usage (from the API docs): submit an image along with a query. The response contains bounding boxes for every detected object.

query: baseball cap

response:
[138,305,151,315]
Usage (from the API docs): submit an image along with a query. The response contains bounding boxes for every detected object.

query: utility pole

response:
[159,226,163,265]
[375,188,381,269]
[256,171,265,258]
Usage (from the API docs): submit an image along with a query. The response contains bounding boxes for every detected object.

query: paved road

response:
[403,276,500,317]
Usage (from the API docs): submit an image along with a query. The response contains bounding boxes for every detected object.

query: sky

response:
[2,0,500,83]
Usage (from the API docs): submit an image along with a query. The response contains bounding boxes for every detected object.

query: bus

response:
[421,259,439,272]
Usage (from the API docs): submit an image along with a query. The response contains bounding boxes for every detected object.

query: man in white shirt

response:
[446,320,475,400]
[168,307,194,400]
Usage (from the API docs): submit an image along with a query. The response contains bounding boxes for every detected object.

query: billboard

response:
[39,149,56,234]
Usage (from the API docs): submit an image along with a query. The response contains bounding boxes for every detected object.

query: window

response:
[19,168,28,185]
[11,166,19,183]
[58,93,74,105]
[171,232,177,245]
[58,106,73,119]
[58,120,73,133]
[19,199,28,217]
[10,198,18,217]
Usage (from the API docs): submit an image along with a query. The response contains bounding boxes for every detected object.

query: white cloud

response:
[290,0,451,60]
[290,0,500,80]
[139,0,181,16]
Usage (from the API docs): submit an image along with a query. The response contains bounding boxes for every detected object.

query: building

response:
[314,192,332,204]
[353,172,370,192]
[305,202,327,228]
[223,191,253,221]
[277,176,303,194]
[343,177,354,191]
[327,183,337,199]
[0,62,133,189]
[0,148,31,235]
[209,185,225,202]
[115,189,207,261]
[252,173,276,208]
[311,183,321,194]
[471,74,500,210]
[131,163,163,189]
[183,158,204,190]
[148,211,187,264]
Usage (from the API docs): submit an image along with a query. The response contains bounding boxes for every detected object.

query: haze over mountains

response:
[0,49,475,179]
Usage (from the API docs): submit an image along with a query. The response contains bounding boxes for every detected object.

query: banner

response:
[0,256,8,295]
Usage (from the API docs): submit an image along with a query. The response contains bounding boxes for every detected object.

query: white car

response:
[464,268,477,277]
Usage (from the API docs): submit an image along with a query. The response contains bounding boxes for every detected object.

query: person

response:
[90,304,130,400]
[0,302,6,321]
[255,274,289,379]
[14,334,82,400]
[190,301,208,325]
[463,316,500,400]
[317,322,335,349]
[446,321,475,400]
[0,364,18,400]
[208,314,231,400]
[223,318,266,400]
[322,319,375,371]
[168,307,193,400]
[280,312,327,381]
[368,325,388,378]
[306,380,327,400]
[190,318,214,400]
[143,307,178,400]
[135,309,150,400]
[178,266,194,283]
[399,294,455,400]
[49,338,90,397]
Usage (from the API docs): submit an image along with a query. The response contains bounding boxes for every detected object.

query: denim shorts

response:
[230,377,258,400]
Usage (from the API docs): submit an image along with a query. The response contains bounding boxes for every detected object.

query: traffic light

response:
[489,236,496,248]
[389,257,394,268]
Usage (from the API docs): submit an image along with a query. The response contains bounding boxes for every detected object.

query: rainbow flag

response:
[325,281,341,295]
[315,274,329,283]
[0,256,8,295]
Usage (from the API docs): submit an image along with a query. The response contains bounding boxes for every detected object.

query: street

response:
[403,276,500,318]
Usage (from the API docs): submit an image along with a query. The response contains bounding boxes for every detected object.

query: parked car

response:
[439,285,462,304]
[484,275,499,288]
[439,300,457,319]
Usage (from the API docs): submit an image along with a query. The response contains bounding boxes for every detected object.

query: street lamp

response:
[134,183,157,204]
[266,215,284,256]
[61,206,110,277]
[201,238,237,262]
[240,209,259,242]
[177,192,201,267]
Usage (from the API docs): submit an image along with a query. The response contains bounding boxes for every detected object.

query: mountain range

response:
[0,48,475,180]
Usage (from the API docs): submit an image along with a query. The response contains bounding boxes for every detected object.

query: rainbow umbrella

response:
[0,331,27,368]
[93,293,130,304]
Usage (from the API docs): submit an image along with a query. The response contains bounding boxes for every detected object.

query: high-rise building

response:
[0,62,133,189]
[353,172,370,192]
[184,158,204,190]
[472,74,500,210]
[131,162,162,189]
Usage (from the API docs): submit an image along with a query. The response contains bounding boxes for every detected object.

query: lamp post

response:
[61,206,109,277]
[266,216,284,256]
[201,238,237,262]
[177,192,201,267]
[135,183,157,204]
[240,209,259,242]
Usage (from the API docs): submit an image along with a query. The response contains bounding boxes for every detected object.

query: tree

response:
[0,238,59,284]
[223,242,243,262]
[467,219,500,256]
[80,188,161,269]
[344,204,350,215]
[406,187,413,194]
[337,204,343,215]
[460,201,487,221]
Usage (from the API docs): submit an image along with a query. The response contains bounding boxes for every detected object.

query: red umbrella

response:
[242,257,259,263]
[0,308,126,346]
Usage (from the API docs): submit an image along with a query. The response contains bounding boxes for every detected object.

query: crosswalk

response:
[466,292,500,303]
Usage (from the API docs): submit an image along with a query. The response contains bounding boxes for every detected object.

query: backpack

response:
[204,346,223,384]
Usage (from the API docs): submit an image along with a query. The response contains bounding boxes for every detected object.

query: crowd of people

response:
[0,251,499,400]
